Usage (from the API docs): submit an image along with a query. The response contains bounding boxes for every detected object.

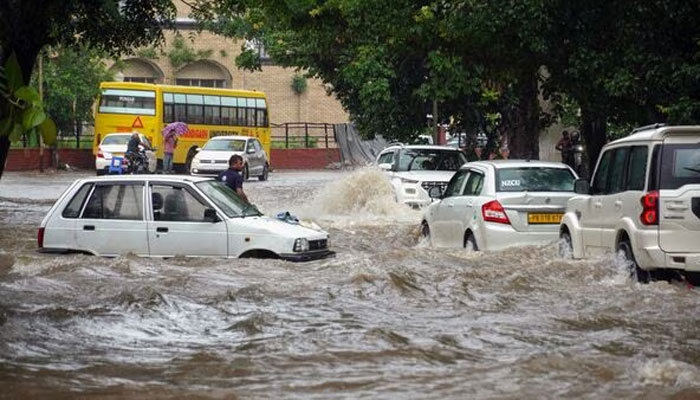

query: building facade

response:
[110,1,349,140]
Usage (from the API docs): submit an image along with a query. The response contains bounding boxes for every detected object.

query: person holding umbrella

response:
[162,122,188,174]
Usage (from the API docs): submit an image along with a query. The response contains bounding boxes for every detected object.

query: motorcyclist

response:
[555,130,573,167]
[125,133,152,173]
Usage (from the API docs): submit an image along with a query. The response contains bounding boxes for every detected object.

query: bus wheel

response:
[258,163,269,181]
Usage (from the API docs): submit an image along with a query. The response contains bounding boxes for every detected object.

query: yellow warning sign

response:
[131,116,144,128]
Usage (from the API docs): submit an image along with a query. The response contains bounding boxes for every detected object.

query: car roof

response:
[608,125,700,145]
[208,135,252,141]
[464,160,571,170]
[77,175,214,184]
[381,144,464,152]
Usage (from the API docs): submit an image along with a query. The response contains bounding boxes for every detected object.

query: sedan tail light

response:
[482,200,510,225]
[640,191,659,225]
[38,227,45,248]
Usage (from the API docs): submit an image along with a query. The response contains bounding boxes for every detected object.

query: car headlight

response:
[400,177,419,184]
[293,238,310,252]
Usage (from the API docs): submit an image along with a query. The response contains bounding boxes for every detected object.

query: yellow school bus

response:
[93,82,271,170]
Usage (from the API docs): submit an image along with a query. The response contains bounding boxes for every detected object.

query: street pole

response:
[38,51,44,172]
[432,100,438,144]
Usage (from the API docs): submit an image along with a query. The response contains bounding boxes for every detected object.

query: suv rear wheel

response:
[617,240,650,283]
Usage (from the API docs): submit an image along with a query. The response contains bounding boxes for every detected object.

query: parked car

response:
[559,124,700,283]
[190,135,269,181]
[95,132,156,175]
[421,160,578,251]
[37,175,332,261]
[375,144,468,207]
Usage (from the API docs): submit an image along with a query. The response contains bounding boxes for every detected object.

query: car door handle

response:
[594,202,602,208]
[614,200,623,208]
[83,225,95,231]
[446,202,454,207]
[156,227,169,233]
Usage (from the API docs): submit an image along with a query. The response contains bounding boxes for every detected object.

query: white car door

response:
[147,182,228,257]
[599,146,630,251]
[431,169,470,246]
[580,149,614,255]
[446,170,485,247]
[245,139,261,175]
[75,182,150,256]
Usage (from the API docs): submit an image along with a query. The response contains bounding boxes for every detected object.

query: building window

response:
[175,78,225,88]
[124,77,157,83]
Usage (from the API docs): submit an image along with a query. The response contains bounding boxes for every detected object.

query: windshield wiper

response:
[240,203,261,217]
[683,166,700,174]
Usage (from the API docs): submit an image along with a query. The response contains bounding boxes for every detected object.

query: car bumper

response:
[191,166,228,175]
[279,250,336,262]
[479,223,559,251]
[633,229,700,271]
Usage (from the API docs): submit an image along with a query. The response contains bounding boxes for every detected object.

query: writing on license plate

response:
[528,213,563,224]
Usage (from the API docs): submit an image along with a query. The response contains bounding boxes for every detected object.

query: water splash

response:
[639,359,700,386]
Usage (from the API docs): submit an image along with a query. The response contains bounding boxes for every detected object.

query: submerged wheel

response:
[258,163,269,181]
[464,232,478,251]
[617,240,649,283]
[558,231,573,259]
[421,221,430,238]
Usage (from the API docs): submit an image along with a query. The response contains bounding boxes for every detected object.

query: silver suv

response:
[559,125,700,284]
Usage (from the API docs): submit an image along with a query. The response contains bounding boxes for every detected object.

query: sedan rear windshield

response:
[195,180,261,218]
[652,143,700,190]
[101,135,131,145]
[397,149,467,171]
[203,139,246,151]
[497,167,575,192]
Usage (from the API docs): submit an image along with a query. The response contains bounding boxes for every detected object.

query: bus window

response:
[204,96,221,125]
[174,94,187,122]
[246,98,257,127]
[255,99,267,127]
[186,94,204,124]
[99,89,155,115]
[163,93,174,123]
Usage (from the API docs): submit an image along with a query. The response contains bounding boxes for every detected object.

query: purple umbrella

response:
[162,121,189,140]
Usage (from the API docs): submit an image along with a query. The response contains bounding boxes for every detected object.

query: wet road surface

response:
[1,169,699,399]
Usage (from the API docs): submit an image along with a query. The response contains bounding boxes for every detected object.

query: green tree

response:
[38,47,114,138]
[0,0,176,179]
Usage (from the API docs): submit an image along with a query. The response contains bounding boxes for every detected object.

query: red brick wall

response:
[270,148,340,170]
[5,149,94,171]
[5,148,339,171]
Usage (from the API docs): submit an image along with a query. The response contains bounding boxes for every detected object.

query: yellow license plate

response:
[528,213,563,224]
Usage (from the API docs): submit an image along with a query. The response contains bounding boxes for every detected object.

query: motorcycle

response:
[125,150,150,174]
[567,131,586,178]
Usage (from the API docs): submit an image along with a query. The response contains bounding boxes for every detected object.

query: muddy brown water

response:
[0,169,699,399]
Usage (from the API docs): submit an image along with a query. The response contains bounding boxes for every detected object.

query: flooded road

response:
[1,169,699,399]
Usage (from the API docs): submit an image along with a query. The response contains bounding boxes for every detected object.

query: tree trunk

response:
[506,74,540,160]
[0,136,10,180]
[580,109,608,176]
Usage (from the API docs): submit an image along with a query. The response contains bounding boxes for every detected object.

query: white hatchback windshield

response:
[101,135,131,145]
[203,139,246,151]
[196,180,261,217]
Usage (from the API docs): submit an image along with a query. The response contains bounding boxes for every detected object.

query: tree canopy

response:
[0,0,176,178]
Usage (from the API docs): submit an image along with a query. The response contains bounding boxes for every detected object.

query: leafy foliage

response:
[167,35,214,69]
[291,74,308,95]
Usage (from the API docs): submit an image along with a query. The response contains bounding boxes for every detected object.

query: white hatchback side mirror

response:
[378,163,392,171]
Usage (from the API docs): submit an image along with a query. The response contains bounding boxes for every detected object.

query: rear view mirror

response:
[247,147,256,154]
[378,163,392,171]
[195,147,201,152]
[204,208,220,222]
[428,186,443,199]
[574,179,590,195]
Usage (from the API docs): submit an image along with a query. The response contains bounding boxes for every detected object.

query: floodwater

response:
[0,169,699,399]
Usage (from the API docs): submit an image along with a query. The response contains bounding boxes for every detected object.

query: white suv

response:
[559,125,700,283]
[375,144,467,207]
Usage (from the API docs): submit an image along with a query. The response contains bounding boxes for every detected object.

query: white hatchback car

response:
[421,160,577,251]
[95,132,157,175]
[376,144,468,207]
[38,175,332,261]
[190,135,269,181]
[559,124,700,283]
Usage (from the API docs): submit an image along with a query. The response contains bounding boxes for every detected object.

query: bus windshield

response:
[98,89,156,115]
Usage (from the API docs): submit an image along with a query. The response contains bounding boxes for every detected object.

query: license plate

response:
[528,213,563,224]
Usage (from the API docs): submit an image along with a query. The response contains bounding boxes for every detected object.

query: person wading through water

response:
[217,154,249,203]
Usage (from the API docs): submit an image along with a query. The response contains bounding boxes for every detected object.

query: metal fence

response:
[270,122,338,149]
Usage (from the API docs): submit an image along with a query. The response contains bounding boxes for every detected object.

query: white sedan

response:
[95,132,157,175]
[421,160,578,251]
[38,175,332,261]
[190,135,269,181]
